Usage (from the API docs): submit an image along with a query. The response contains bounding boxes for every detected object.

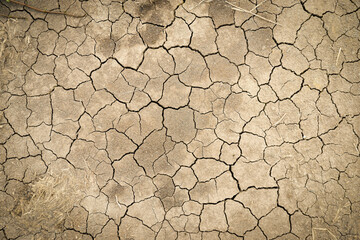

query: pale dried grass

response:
[11,170,87,234]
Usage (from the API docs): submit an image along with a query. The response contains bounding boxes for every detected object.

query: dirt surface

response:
[0,0,359,239]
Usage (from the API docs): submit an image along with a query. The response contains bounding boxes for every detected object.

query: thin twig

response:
[354,143,359,155]
[274,113,287,126]
[7,0,86,18]
[115,195,122,209]
[250,0,269,12]
[312,228,337,240]
[336,48,342,66]
[189,0,210,11]
[226,0,281,26]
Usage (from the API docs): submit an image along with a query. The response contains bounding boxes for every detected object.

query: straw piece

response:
[250,0,269,12]
[226,1,281,26]
[312,228,337,240]
[274,113,287,126]
[336,48,342,66]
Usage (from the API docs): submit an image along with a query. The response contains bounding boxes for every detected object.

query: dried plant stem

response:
[336,48,342,65]
[250,0,269,12]
[312,228,337,240]
[226,1,281,26]
[274,113,287,126]
[189,0,207,11]
[6,0,86,18]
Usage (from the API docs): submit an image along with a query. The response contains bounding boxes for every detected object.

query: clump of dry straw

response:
[11,171,87,234]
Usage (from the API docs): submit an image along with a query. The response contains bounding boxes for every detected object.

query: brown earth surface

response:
[0,0,359,239]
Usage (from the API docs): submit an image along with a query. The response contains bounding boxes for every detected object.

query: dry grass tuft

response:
[0,21,9,68]
[11,171,87,234]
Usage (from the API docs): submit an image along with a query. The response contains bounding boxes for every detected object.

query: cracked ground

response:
[0,0,359,239]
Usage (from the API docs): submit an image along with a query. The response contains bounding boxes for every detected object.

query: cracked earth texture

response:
[0,0,359,239]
